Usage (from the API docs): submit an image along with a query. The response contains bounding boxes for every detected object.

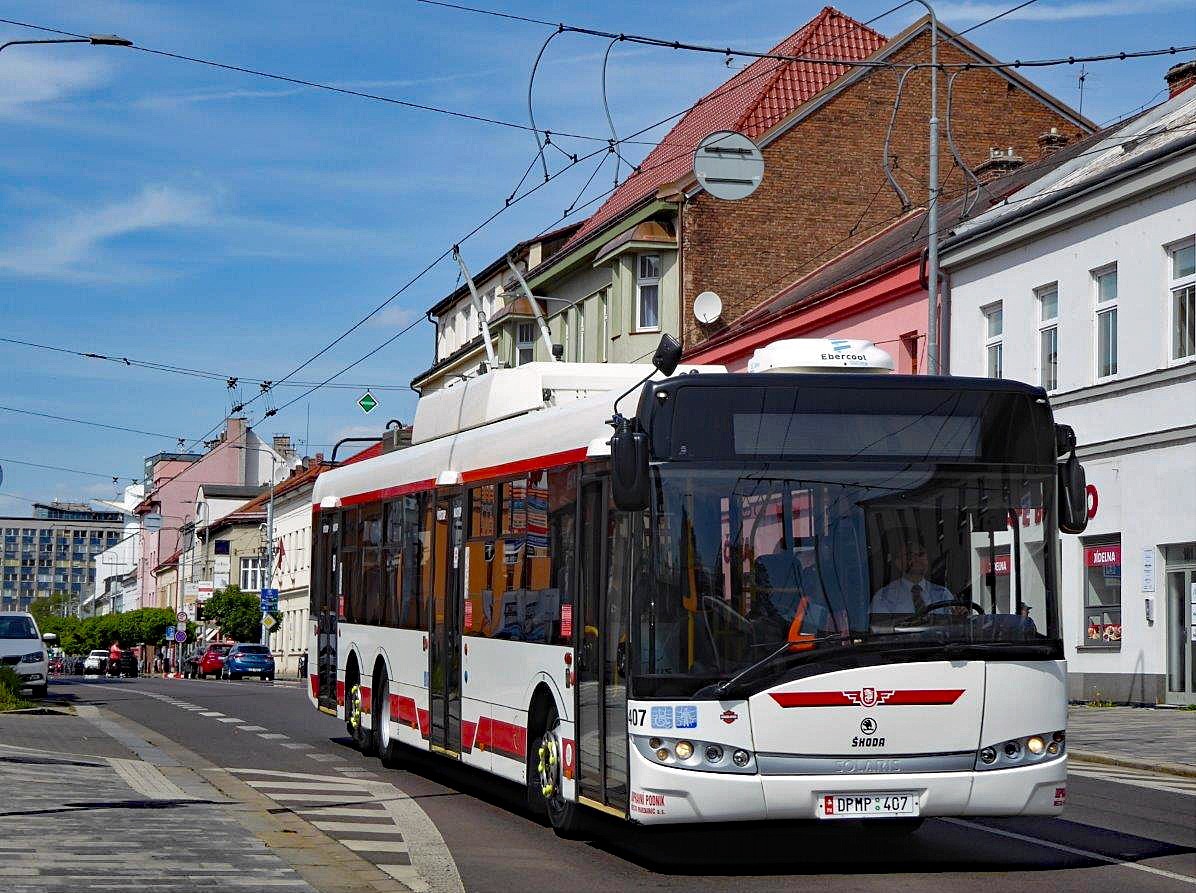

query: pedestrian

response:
[107,640,121,678]
[162,652,171,677]
[298,651,308,681]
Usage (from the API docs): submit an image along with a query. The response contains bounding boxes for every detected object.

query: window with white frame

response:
[1036,283,1059,391]
[1169,236,1195,361]
[983,303,1003,378]
[599,291,609,362]
[573,304,585,362]
[1093,265,1118,378]
[240,556,267,591]
[516,322,536,366]
[637,254,661,330]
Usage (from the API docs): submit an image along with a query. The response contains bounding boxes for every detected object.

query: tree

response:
[205,585,267,643]
[28,593,72,624]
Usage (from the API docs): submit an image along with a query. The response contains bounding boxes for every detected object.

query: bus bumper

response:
[628,747,1068,824]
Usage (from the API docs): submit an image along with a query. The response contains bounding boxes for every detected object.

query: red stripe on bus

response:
[335,679,345,706]
[338,478,437,508]
[360,685,371,715]
[770,689,965,708]
[471,716,527,761]
[461,719,478,752]
[771,691,855,707]
[389,693,401,722]
[885,689,965,705]
[309,675,319,700]
[460,447,589,484]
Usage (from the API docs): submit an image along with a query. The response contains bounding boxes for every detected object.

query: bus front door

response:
[316,512,339,712]
[429,491,464,754]
[575,479,630,814]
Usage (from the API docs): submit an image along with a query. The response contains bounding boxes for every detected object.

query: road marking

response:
[944,818,1196,885]
[199,711,224,717]
[107,758,196,801]
[225,767,359,783]
[247,780,371,792]
[340,839,409,854]
[378,864,429,892]
[266,792,374,803]
[311,820,401,834]
[258,733,289,740]
[1070,764,1196,796]
[238,725,268,732]
[216,717,243,724]
[280,742,314,750]
[297,806,390,818]
[306,753,345,763]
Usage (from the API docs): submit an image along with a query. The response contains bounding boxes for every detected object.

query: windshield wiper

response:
[713,634,849,697]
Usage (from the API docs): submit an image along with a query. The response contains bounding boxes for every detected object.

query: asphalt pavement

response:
[36,675,1196,893]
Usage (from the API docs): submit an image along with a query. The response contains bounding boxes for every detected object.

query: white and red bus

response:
[307,338,1088,836]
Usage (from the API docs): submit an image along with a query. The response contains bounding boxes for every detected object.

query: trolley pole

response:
[912,0,941,375]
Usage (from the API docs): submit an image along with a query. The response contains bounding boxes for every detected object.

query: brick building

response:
[504,7,1090,367]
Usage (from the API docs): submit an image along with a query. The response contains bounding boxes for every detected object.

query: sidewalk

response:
[1067,704,1196,778]
[0,706,419,893]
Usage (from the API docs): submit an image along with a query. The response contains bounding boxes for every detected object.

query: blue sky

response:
[1,0,1192,512]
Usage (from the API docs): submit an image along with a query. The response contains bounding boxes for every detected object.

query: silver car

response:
[0,612,54,698]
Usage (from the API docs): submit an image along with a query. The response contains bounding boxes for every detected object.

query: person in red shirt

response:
[108,641,122,677]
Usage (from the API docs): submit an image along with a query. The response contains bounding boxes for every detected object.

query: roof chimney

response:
[1037,127,1068,160]
[974,147,1025,185]
[1165,59,1196,99]
[272,434,294,458]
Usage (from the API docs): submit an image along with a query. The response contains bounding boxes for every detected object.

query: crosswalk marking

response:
[238,725,268,732]
[266,792,371,803]
[1070,762,1196,796]
[340,839,410,854]
[310,820,399,834]
[216,717,243,724]
[199,711,224,717]
[280,742,314,750]
[258,733,289,740]
[297,807,390,818]
[306,753,344,762]
[247,779,371,792]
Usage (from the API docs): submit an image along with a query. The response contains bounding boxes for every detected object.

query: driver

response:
[871,539,955,615]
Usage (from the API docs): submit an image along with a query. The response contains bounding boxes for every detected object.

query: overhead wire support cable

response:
[0,405,190,441]
[0,456,139,482]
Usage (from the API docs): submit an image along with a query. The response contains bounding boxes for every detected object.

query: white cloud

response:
[0,185,212,282]
[936,0,1187,23]
[0,52,112,115]
[132,86,309,110]
[368,306,417,329]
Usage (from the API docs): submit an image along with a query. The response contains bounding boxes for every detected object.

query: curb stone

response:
[1069,749,1196,780]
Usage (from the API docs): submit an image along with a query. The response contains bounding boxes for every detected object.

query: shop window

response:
[1093,265,1118,378]
[1083,537,1121,646]
[983,303,1003,378]
[1036,283,1059,391]
[1169,236,1195,361]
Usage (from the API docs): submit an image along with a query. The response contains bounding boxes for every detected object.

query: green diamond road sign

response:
[358,391,378,414]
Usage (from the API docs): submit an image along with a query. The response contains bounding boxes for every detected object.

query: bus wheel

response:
[346,679,374,753]
[529,703,585,839]
[374,667,401,768]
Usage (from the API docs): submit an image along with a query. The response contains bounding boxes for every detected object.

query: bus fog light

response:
[1027,736,1045,755]
[1004,741,1022,759]
[648,738,662,750]
[704,745,724,763]
[674,741,694,760]
[980,747,997,764]
[732,749,751,767]
[1047,742,1060,755]
[655,747,670,761]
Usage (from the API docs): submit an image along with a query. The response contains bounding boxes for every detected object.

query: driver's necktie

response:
[911,584,925,613]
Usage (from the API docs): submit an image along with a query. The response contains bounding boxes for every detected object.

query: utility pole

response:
[911,0,941,375]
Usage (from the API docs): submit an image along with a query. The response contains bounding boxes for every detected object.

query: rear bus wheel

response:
[373,668,401,767]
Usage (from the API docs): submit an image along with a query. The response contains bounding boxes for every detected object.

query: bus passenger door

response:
[429,491,464,753]
[575,478,630,814]
[316,512,339,711]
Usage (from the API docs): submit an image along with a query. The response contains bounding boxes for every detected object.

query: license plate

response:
[817,792,919,819]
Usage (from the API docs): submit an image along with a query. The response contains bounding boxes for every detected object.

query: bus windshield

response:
[633,464,1061,699]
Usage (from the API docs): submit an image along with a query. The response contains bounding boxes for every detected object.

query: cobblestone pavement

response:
[0,726,317,892]
[1068,705,1196,773]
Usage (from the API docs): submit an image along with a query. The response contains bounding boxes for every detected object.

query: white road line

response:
[280,742,314,750]
[225,767,361,783]
[1070,768,1196,796]
[340,839,410,854]
[238,725,268,732]
[247,780,371,793]
[297,807,390,818]
[199,712,224,717]
[378,864,430,892]
[944,819,1196,885]
[258,733,289,740]
[310,820,401,834]
[216,717,243,724]
[307,753,345,762]
[267,792,375,803]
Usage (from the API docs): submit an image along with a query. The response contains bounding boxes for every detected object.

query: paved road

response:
[49,676,1196,893]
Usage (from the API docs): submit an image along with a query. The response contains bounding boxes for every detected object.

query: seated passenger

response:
[871,539,955,615]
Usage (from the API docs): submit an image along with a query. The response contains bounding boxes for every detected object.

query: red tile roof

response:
[560,7,887,253]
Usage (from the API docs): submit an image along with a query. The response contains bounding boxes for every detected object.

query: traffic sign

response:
[358,391,378,414]
[176,610,188,624]
[262,613,278,632]
[260,587,279,612]
[165,625,175,640]
[174,629,187,643]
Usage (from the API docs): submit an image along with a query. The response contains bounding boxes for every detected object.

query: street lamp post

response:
[0,34,132,55]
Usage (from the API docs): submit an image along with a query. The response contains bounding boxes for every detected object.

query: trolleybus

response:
[307,337,1089,835]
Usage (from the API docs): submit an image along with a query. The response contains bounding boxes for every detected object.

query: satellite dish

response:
[693,291,723,324]
[694,130,765,201]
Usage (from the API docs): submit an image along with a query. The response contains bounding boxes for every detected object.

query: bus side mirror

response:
[1058,450,1088,535]
[610,418,650,512]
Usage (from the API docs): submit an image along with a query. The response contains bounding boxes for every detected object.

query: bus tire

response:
[373,665,401,768]
[345,666,375,754]
[528,700,586,839]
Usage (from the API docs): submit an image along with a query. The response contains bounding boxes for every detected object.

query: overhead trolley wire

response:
[0,456,140,483]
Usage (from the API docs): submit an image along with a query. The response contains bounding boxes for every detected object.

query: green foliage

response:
[41,608,181,654]
[28,593,72,625]
[205,585,266,643]
[0,665,22,696]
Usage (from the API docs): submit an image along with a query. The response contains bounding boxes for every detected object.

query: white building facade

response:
[85,483,145,616]
[267,470,319,679]
[943,88,1196,704]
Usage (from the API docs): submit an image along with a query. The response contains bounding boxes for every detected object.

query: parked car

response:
[0,611,54,697]
[117,649,139,678]
[221,644,275,681]
[83,650,109,676]
[190,644,231,679]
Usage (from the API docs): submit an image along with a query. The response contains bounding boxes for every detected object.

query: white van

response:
[0,612,54,698]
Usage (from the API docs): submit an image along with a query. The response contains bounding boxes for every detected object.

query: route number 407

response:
[628,708,647,728]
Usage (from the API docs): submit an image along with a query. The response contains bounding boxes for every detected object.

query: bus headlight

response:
[975,730,1065,770]
[633,736,756,773]
[732,749,751,768]
[674,741,694,760]
[704,745,724,764]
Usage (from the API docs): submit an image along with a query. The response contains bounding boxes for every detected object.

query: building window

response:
[637,254,661,331]
[1093,265,1118,378]
[516,322,536,366]
[573,305,585,362]
[240,556,267,592]
[1083,538,1121,646]
[983,303,1003,378]
[1037,283,1059,391]
[599,291,609,362]
[1169,236,1195,361]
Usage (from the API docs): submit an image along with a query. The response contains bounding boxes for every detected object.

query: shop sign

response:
[1084,545,1121,567]
[982,555,1011,576]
